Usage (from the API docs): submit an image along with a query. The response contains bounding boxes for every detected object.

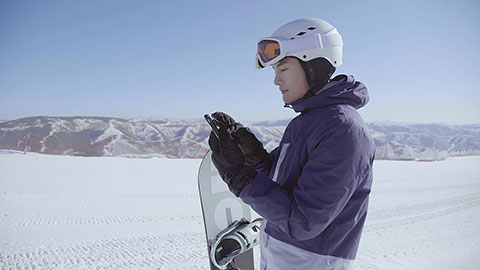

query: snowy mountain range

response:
[1,116,479,161]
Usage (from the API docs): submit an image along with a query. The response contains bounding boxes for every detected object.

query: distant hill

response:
[1,116,479,161]
[368,122,480,160]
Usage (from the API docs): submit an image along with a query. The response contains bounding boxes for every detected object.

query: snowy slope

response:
[0,151,479,269]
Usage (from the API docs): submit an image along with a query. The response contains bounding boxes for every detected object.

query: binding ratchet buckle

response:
[210,218,263,269]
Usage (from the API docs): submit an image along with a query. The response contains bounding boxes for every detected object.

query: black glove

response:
[211,112,269,167]
[208,129,257,197]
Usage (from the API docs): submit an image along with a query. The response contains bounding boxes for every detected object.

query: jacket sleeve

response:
[240,122,368,241]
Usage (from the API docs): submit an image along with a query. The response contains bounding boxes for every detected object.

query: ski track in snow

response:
[0,233,207,270]
[0,214,201,228]
[1,153,479,269]
[365,192,480,231]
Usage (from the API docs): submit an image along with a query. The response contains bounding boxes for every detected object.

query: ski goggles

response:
[255,31,343,68]
[257,39,281,65]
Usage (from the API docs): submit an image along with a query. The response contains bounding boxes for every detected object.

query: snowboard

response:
[198,151,255,270]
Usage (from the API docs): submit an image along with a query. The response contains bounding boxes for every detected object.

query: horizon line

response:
[1,115,479,126]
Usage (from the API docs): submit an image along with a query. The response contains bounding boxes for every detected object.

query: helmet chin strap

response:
[300,58,336,98]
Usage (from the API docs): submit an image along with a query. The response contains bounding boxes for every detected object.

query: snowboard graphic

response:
[198,151,259,270]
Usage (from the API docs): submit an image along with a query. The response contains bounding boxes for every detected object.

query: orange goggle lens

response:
[257,40,281,63]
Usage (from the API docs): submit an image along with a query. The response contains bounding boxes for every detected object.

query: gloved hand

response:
[208,128,257,197]
[211,112,269,167]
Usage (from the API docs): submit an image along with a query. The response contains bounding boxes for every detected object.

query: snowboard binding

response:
[210,218,263,270]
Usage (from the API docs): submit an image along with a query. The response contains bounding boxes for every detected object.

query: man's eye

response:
[280,68,287,72]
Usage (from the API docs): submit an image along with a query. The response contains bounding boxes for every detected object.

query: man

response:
[208,18,375,269]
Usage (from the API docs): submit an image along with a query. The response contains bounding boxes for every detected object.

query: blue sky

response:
[1,0,479,123]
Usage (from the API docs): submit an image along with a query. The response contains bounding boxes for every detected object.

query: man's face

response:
[273,57,310,104]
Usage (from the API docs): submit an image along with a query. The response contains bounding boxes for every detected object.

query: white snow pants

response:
[259,222,356,270]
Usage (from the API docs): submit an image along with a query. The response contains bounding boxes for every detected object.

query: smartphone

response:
[204,114,221,138]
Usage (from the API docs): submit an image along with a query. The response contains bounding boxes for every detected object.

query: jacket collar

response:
[285,75,369,113]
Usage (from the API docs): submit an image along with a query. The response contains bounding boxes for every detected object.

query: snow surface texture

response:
[0,151,479,269]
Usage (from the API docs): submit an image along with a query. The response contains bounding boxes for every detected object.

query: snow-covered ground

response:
[0,151,479,269]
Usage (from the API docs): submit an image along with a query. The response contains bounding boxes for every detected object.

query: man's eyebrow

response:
[273,61,287,69]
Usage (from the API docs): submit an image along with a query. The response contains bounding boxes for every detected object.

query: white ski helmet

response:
[256,18,343,69]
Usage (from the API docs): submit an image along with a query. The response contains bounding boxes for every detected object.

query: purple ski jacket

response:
[240,75,375,268]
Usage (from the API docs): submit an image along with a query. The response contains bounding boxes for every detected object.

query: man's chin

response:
[283,97,299,104]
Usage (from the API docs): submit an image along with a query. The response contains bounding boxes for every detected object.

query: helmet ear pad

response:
[299,57,336,95]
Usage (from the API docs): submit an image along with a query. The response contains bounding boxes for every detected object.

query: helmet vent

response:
[297,31,306,36]
[307,26,316,30]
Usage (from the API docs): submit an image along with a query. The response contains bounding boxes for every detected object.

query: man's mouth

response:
[280,89,288,94]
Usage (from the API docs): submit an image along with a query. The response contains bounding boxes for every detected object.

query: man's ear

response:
[299,58,336,90]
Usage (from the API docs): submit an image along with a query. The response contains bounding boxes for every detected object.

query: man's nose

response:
[274,73,281,86]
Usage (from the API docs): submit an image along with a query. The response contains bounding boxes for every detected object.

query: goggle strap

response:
[280,31,343,54]
[320,29,344,47]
